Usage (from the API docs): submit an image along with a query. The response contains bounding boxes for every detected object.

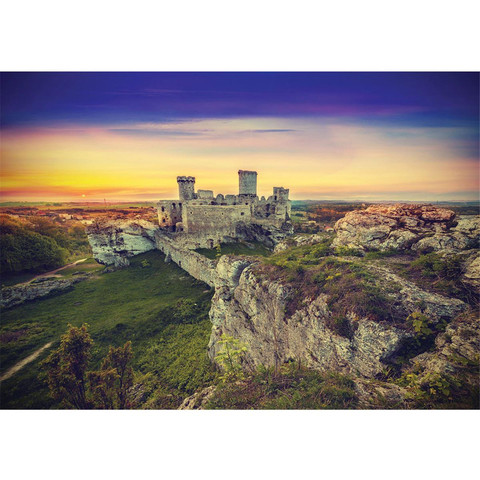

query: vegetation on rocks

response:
[205,361,358,410]
[257,240,400,337]
[388,252,477,305]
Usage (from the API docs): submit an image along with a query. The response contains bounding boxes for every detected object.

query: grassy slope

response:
[0,250,215,409]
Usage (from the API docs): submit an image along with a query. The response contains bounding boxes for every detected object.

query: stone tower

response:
[273,187,289,201]
[177,176,196,201]
[238,170,257,196]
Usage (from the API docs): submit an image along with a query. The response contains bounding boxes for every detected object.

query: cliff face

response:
[86,219,159,267]
[207,256,467,379]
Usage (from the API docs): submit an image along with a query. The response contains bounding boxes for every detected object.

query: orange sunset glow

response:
[1,73,478,202]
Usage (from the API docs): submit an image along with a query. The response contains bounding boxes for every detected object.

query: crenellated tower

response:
[177,176,196,201]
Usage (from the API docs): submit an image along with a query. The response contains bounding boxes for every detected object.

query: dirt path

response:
[0,342,53,382]
[24,258,88,284]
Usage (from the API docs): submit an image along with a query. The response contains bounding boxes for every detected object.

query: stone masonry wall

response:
[155,232,217,287]
[183,204,251,236]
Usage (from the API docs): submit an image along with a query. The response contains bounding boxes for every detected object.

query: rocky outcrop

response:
[274,233,330,253]
[235,221,293,248]
[0,276,87,309]
[461,250,480,293]
[207,256,467,379]
[86,219,159,267]
[178,386,216,410]
[332,204,479,253]
[364,263,466,323]
[410,314,479,377]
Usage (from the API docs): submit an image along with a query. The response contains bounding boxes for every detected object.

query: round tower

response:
[238,170,257,196]
[177,176,195,201]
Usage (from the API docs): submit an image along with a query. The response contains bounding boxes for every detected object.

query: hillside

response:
[1,204,478,409]
[0,251,215,409]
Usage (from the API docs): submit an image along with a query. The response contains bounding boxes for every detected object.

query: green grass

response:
[206,362,358,410]
[0,250,215,409]
[195,241,272,259]
[257,239,402,336]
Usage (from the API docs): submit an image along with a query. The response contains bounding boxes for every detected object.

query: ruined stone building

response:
[157,170,291,249]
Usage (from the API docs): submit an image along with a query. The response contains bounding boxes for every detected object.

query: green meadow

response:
[0,251,215,409]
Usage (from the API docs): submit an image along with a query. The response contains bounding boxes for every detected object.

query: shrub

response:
[214,334,248,383]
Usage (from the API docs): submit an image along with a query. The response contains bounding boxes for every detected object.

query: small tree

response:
[43,324,93,409]
[43,325,134,409]
[214,334,248,383]
[97,341,134,409]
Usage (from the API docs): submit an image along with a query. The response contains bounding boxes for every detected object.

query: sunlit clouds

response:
[1,116,478,201]
[1,72,478,202]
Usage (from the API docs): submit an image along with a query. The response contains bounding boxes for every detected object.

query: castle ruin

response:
[156,170,291,249]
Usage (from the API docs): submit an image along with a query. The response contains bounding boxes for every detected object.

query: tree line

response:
[0,214,91,275]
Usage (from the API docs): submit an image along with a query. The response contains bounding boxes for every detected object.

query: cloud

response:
[107,128,209,137]
[242,129,298,134]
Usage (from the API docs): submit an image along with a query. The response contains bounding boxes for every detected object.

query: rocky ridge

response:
[207,255,467,379]
[332,204,479,253]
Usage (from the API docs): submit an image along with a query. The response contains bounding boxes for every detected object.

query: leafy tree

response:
[94,342,134,409]
[43,324,93,409]
[43,324,134,409]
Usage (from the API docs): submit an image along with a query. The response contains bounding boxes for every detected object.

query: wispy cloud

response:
[242,129,298,134]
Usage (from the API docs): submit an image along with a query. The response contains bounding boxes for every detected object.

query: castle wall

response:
[183,204,252,236]
[197,189,214,199]
[155,232,217,287]
[157,200,183,229]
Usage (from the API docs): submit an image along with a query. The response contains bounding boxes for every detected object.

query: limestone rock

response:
[207,252,470,379]
[0,276,86,309]
[274,233,330,253]
[235,221,293,248]
[354,379,407,408]
[86,219,159,266]
[364,264,467,323]
[462,251,480,292]
[409,314,479,377]
[333,204,478,253]
[178,386,216,410]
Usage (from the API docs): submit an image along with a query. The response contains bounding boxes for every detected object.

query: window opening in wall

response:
[161,206,165,212]
[240,212,244,216]
[172,203,176,208]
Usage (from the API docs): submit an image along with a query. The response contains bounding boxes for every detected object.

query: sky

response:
[1,72,478,202]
